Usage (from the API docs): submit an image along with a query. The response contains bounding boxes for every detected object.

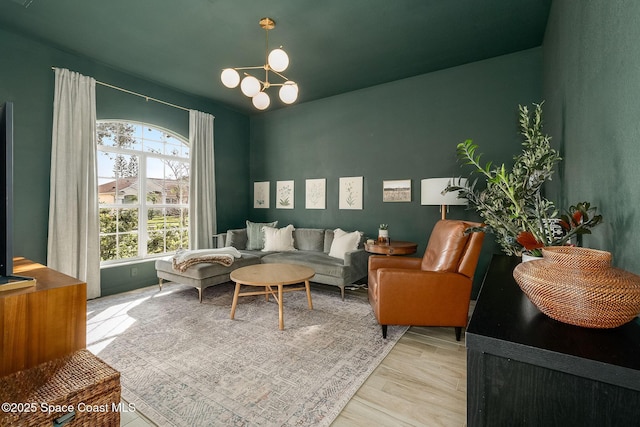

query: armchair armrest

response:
[374,268,472,326]
[376,269,470,293]
[368,255,422,271]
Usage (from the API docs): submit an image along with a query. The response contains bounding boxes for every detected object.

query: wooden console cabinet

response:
[466,255,640,426]
[0,258,86,376]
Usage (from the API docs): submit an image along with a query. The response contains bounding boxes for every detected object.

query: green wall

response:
[250,48,543,296]
[2,26,251,296]
[543,1,640,275]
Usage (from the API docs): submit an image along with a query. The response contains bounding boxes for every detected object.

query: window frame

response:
[97,120,190,266]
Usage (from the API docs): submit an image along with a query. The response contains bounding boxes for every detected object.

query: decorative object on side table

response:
[377,224,389,245]
[513,246,640,328]
[445,102,603,257]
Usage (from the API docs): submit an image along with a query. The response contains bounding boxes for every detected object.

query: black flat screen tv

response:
[1,101,14,279]
[1,101,34,288]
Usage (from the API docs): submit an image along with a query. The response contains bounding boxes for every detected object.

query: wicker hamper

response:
[0,349,121,427]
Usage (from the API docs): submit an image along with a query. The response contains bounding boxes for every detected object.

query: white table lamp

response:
[421,178,468,220]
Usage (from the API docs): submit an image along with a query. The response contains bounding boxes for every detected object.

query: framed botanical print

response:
[254,181,269,208]
[276,180,294,209]
[305,178,326,209]
[339,176,363,210]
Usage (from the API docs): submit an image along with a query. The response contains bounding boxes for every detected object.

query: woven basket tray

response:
[0,349,121,426]
[513,246,640,328]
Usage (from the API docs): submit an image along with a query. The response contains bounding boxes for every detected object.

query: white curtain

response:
[189,110,217,249]
[47,68,100,299]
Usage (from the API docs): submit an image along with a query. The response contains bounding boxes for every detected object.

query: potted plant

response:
[378,224,389,244]
[446,102,602,257]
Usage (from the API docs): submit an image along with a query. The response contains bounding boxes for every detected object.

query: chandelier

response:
[220,17,299,110]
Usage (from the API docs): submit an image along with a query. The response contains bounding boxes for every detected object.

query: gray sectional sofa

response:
[155,225,370,301]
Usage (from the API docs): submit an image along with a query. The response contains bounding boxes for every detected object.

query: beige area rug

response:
[86,281,408,426]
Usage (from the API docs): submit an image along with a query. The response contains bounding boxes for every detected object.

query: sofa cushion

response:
[293,228,325,252]
[246,220,278,250]
[263,224,296,252]
[155,253,261,280]
[226,228,247,250]
[324,229,365,253]
[328,228,362,260]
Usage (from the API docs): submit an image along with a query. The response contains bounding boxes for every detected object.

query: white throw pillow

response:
[328,228,362,260]
[262,224,296,252]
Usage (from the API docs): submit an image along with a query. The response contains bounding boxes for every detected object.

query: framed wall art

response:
[276,180,294,209]
[253,181,270,208]
[383,179,411,202]
[305,178,326,209]
[339,176,363,210]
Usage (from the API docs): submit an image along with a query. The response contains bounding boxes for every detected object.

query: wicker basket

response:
[513,246,640,328]
[0,350,121,426]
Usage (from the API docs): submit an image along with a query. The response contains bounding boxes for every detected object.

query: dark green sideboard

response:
[466,255,640,426]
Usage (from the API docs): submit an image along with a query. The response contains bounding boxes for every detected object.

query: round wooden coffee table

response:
[230,263,315,330]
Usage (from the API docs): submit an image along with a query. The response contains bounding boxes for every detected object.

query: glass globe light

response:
[268,48,289,72]
[220,68,240,88]
[252,92,270,110]
[240,76,261,97]
[279,81,299,104]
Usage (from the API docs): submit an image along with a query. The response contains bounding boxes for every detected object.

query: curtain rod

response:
[51,67,190,112]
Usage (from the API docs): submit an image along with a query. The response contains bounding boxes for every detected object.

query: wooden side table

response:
[364,240,418,256]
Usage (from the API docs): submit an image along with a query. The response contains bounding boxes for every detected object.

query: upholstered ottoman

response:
[155,254,261,302]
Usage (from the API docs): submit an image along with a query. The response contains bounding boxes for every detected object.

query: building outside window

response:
[97,121,189,264]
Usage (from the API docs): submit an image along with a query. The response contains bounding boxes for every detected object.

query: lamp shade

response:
[268,48,289,72]
[252,92,270,110]
[421,178,468,206]
[279,81,299,104]
[240,76,261,97]
[220,68,240,88]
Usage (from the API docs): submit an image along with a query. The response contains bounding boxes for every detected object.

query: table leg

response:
[230,282,241,320]
[278,284,284,330]
[305,280,313,310]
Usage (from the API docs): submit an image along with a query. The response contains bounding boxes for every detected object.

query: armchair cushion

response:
[421,220,470,272]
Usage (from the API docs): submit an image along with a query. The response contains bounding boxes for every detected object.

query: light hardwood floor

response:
[119,286,470,427]
[331,287,470,427]
[332,325,468,426]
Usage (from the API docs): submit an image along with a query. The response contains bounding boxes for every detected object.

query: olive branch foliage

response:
[446,103,601,256]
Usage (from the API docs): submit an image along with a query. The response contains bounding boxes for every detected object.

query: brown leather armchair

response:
[368,220,485,340]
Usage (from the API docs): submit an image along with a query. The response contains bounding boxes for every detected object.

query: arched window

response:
[97,121,189,264]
